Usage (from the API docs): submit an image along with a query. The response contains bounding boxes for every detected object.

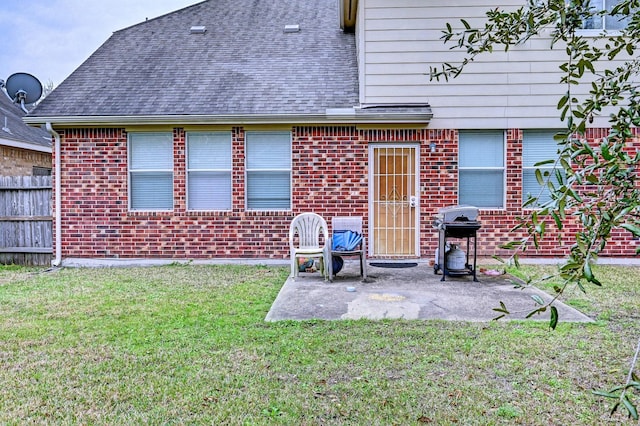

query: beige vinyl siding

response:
[361,0,616,129]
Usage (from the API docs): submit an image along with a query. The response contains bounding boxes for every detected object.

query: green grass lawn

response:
[0,263,637,424]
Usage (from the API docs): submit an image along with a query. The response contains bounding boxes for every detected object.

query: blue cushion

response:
[332,230,362,251]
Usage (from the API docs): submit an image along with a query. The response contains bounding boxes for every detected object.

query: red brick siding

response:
[419,129,459,258]
[477,128,640,258]
[53,126,640,260]
[293,126,368,218]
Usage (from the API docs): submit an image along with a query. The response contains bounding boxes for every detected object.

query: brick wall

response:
[456,128,640,259]
[53,126,640,260]
[58,127,370,259]
[1,146,51,176]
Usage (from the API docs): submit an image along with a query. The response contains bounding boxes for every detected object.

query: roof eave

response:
[0,136,52,153]
[24,112,433,128]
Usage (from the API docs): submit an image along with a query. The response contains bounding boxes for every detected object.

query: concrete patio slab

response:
[265,260,593,323]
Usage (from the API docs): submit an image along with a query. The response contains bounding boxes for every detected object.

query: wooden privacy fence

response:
[0,176,53,266]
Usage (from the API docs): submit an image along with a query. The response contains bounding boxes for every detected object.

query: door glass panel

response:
[372,146,417,256]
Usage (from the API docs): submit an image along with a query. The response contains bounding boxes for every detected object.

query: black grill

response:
[433,206,481,281]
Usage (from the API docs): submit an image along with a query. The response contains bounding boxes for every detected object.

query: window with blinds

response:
[128,132,174,211]
[187,132,232,210]
[459,130,505,208]
[245,131,291,210]
[522,130,563,207]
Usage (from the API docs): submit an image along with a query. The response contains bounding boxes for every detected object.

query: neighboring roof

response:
[0,93,51,153]
[29,0,362,125]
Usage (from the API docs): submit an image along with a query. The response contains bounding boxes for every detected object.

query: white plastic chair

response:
[328,216,367,281]
[289,213,329,279]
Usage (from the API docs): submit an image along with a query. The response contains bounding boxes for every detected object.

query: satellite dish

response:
[1,72,43,113]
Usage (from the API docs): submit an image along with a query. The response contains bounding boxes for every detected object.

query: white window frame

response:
[245,131,292,211]
[458,130,506,209]
[186,131,233,211]
[128,132,174,211]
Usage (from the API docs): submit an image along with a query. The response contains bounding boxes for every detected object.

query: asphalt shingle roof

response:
[0,94,51,148]
[31,0,359,118]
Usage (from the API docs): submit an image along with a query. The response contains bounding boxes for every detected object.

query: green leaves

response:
[620,223,640,237]
[622,395,639,420]
[531,294,545,306]
[549,306,559,330]
[492,300,510,321]
[435,0,640,419]
[593,378,640,420]
[583,260,602,286]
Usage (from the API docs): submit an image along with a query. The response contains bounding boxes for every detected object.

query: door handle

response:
[410,196,418,208]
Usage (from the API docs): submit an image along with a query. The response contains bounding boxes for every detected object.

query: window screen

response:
[187,132,232,210]
[128,132,173,210]
[245,131,291,210]
[522,130,563,206]
[32,166,52,176]
[459,130,505,208]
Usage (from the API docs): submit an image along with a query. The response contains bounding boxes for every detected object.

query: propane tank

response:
[446,244,466,270]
